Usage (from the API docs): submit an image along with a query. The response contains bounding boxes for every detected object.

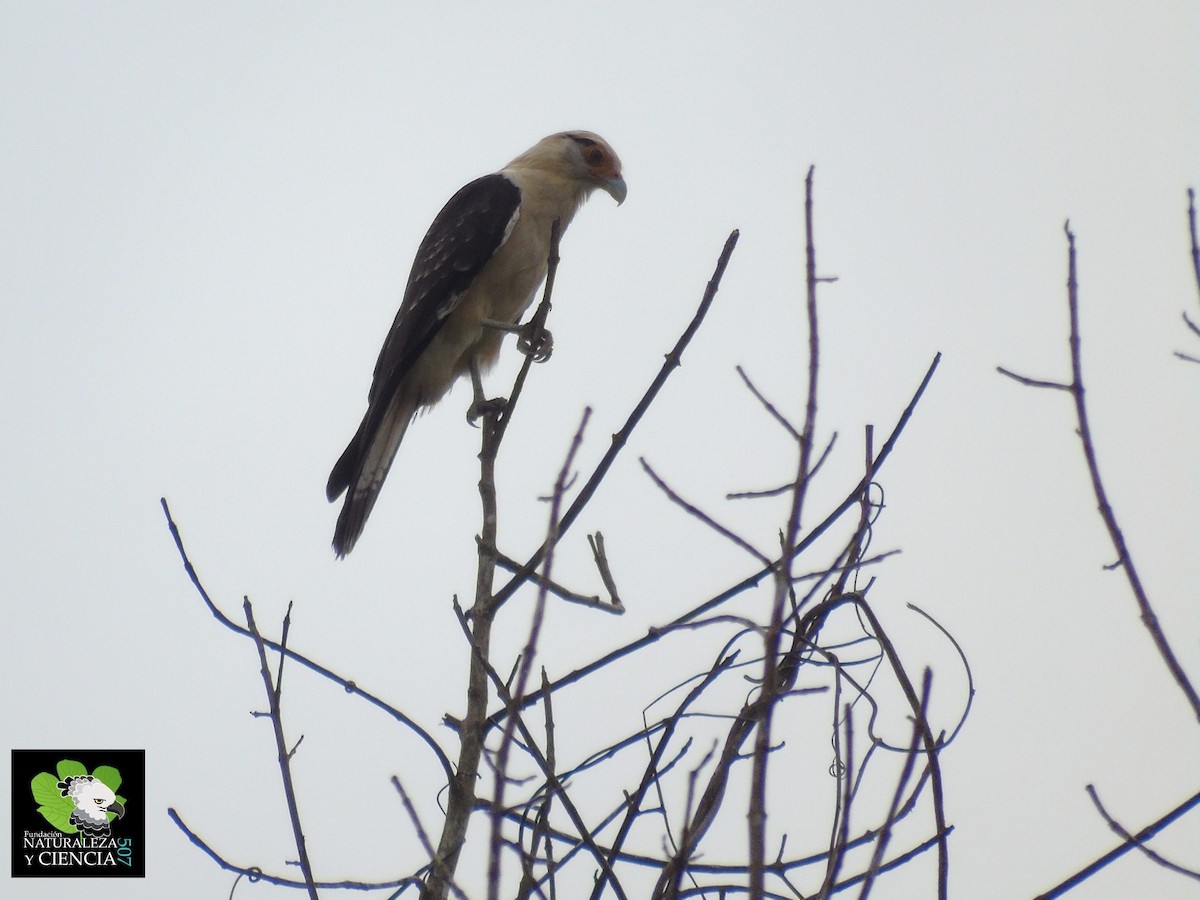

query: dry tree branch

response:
[816,696,856,900]
[728,433,838,501]
[489,229,741,613]
[587,531,625,612]
[244,598,319,900]
[640,456,773,566]
[491,547,611,610]
[1189,188,1200,298]
[489,408,592,900]
[487,351,940,733]
[1084,785,1200,881]
[424,222,568,900]
[1032,789,1200,900]
[589,653,740,900]
[517,670,558,900]
[160,498,454,781]
[749,164,824,900]
[851,598,948,899]
[735,364,802,441]
[1179,187,1200,360]
[392,776,470,900]
[450,597,630,900]
[661,742,721,900]
[858,668,934,899]
[166,808,422,892]
[998,222,1200,722]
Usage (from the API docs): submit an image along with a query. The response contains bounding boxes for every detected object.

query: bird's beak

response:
[602,174,627,206]
[108,800,126,819]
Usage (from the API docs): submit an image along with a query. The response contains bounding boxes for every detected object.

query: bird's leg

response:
[466,356,506,425]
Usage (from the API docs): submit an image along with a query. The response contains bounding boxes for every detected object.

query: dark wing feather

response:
[326,173,521,504]
[369,173,521,407]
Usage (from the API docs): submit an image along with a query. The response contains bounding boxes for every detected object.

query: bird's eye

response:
[586,147,604,166]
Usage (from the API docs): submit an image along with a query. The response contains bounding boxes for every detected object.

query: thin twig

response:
[489,408,591,900]
[736,364,801,441]
[640,456,771,565]
[392,776,470,900]
[1054,222,1200,722]
[160,498,453,781]
[1187,188,1200,307]
[858,669,933,899]
[592,653,737,900]
[1033,789,1200,899]
[496,218,563,443]
[750,164,823,900]
[1180,188,1200,355]
[166,808,420,891]
[587,531,625,612]
[448,598,630,900]
[851,599,949,899]
[1084,784,1200,881]
[490,230,741,612]
[520,670,558,900]
[491,547,610,610]
[244,598,319,900]
[485,352,941,732]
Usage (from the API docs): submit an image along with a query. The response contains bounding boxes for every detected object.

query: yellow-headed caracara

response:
[327,131,626,557]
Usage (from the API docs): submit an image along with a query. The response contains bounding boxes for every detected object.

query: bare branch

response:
[1188,188,1200,306]
[160,498,454,780]
[485,352,942,732]
[995,365,1072,391]
[1054,224,1200,722]
[1085,784,1200,881]
[166,808,421,891]
[489,408,592,899]
[490,230,741,612]
[588,531,625,612]
[640,456,772,566]
[736,364,802,441]
[244,598,318,900]
[1033,789,1200,899]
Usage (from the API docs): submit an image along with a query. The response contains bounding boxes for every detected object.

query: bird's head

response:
[510,131,627,205]
[59,774,125,826]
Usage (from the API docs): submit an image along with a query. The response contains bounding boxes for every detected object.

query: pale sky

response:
[3,3,1199,898]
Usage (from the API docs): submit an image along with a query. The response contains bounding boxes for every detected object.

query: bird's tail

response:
[328,394,416,557]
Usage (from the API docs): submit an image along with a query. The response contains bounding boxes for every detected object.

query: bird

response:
[326,131,626,557]
[57,775,126,836]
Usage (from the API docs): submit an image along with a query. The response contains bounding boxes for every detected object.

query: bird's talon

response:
[467,397,507,424]
[518,323,554,362]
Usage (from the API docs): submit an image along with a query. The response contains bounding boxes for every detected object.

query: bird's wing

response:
[326,173,521,510]
[368,172,522,409]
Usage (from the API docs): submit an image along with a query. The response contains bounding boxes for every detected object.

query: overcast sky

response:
[3,3,1199,898]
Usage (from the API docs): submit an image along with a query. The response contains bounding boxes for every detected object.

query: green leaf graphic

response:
[36,804,77,833]
[30,772,64,807]
[32,772,79,833]
[93,765,122,793]
[55,759,87,780]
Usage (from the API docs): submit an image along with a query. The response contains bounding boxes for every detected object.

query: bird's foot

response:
[467,396,508,425]
[517,320,554,362]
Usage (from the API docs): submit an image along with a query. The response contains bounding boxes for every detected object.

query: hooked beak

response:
[601,174,627,206]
